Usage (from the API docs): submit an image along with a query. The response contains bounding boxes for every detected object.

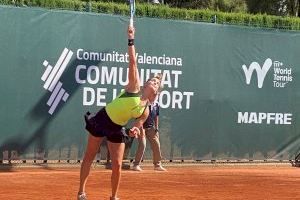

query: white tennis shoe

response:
[154,165,167,171]
[132,165,143,171]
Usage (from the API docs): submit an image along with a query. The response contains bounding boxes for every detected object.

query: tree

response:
[287,0,300,16]
[246,0,279,15]
[139,0,300,17]
[214,0,247,12]
[245,0,300,16]
[164,0,247,12]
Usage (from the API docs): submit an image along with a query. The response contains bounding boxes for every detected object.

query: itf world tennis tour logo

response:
[242,58,293,89]
[41,48,73,115]
[237,58,294,125]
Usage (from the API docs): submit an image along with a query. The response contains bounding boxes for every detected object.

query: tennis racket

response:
[129,0,136,27]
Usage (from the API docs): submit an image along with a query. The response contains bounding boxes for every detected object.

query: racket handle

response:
[129,18,133,27]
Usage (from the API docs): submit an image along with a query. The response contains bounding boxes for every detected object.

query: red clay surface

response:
[1,164,300,200]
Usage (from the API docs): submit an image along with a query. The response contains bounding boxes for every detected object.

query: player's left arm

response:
[133,106,149,129]
[125,26,140,93]
[129,107,149,137]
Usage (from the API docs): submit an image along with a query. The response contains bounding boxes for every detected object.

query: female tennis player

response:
[77,25,162,200]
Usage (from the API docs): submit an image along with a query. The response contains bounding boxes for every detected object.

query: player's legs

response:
[108,141,125,199]
[78,134,103,195]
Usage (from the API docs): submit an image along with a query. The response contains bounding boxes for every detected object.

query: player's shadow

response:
[0,49,110,162]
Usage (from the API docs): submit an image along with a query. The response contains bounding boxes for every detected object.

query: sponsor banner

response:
[1,6,300,160]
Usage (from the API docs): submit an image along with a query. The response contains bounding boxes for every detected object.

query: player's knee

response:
[111,162,122,171]
[83,152,96,163]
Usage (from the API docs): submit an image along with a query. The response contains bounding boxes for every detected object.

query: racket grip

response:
[129,18,133,27]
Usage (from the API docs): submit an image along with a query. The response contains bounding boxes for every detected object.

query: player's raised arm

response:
[126,25,140,93]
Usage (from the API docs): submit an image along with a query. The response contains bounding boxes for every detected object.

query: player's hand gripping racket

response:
[129,0,136,27]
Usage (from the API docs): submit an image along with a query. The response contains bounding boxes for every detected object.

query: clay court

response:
[1,163,300,200]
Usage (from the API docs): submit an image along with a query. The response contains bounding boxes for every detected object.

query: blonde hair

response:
[154,73,162,81]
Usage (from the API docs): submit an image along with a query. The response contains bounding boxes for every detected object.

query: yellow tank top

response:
[106,91,147,126]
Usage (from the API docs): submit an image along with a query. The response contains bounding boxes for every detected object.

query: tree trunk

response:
[289,0,299,16]
[297,0,300,16]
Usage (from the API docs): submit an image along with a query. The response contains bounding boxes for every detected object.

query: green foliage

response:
[1,0,300,30]
[7,0,86,10]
